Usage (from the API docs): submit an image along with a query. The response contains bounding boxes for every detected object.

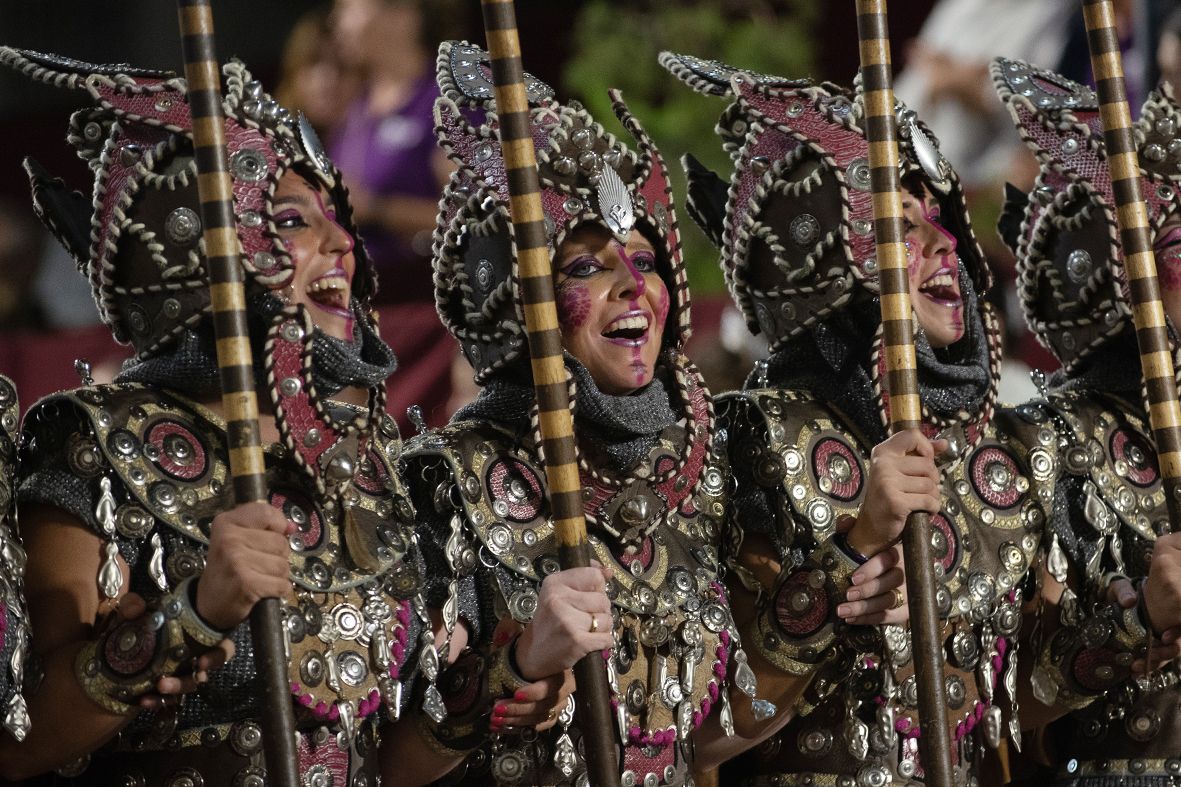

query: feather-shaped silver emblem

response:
[907,118,950,186]
[596,165,635,242]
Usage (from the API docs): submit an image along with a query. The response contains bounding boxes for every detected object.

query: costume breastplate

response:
[1033,389,1181,780]
[719,389,1056,785]
[0,375,29,742]
[18,383,422,783]
[404,389,746,787]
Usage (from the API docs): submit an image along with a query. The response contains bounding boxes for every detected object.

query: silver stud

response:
[165,207,202,247]
[1061,138,1080,155]
[280,320,304,342]
[790,214,820,246]
[1066,249,1092,282]
[279,377,301,397]
[1157,117,1177,136]
[1144,143,1166,162]
[230,148,268,182]
[253,251,276,271]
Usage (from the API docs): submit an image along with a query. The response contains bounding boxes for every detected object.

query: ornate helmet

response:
[1,47,377,361]
[992,57,1181,373]
[432,41,691,383]
[660,52,991,351]
[662,53,1000,443]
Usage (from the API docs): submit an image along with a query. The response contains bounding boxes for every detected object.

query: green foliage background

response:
[563,0,818,294]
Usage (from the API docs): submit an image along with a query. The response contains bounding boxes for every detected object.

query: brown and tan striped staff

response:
[855,1,954,782]
[1082,0,1181,529]
[176,2,299,784]
[479,1,618,783]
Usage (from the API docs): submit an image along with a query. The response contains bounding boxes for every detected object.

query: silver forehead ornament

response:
[596,164,635,243]
[907,119,950,187]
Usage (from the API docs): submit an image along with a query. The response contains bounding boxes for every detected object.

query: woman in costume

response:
[0,48,431,785]
[400,42,738,786]
[392,42,906,787]
[662,53,1057,784]
[993,57,1181,785]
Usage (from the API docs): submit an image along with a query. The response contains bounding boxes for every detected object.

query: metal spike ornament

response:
[1082,0,1181,531]
[854,1,954,783]
[478,1,619,784]
[174,2,298,784]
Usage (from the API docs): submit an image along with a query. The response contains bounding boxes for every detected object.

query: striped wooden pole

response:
[855,1,954,782]
[479,2,618,783]
[1083,0,1181,530]
[175,3,299,784]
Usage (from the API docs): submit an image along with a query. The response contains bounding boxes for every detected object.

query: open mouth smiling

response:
[602,311,650,346]
[306,270,351,315]
[919,268,960,306]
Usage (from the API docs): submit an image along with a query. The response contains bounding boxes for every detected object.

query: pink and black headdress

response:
[432,41,691,383]
[1,47,378,361]
[994,57,1181,373]
[663,53,1000,443]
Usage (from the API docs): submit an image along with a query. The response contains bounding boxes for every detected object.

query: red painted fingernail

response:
[514,690,528,702]
[494,704,508,716]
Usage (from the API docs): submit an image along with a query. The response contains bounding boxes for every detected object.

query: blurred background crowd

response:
[0,0,1177,431]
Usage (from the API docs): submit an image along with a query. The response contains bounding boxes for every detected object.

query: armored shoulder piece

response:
[0,376,29,741]
[1028,389,1173,715]
[403,411,750,785]
[719,387,1058,776]
[19,382,422,736]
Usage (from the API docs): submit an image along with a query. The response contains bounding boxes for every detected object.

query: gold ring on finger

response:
[589,613,599,633]
[546,707,557,722]
[890,588,905,610]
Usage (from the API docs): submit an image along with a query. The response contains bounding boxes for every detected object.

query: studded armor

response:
[992,56,1181,786]
[0,376,30,743]
[18,383,421,785]
[717,390,1055,785]
[403,359,752,786]
[1023,388,1181,785]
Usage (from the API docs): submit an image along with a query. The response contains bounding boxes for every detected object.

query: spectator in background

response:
[1158,6,1181,94]
[895,0,1074,194]
[273,5,360,140]
[325,0,465,431]
[330,0,454,300]
[0,196,47,331]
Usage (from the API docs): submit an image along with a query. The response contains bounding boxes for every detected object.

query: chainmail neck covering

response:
[760,266,991,443]
[455,356,678,473]
[116,293,397,398]
[1050,328,1146,400]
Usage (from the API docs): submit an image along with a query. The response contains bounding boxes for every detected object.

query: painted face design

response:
[555,225,669,395]
[272,171,357,342]
[1153,213,1181,327]
[902,185,964,349]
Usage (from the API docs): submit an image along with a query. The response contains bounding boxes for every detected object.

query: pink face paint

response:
[614,241,656,386]
[923,205,957,257]
[1156,228,1181,290]
[309,187,356,338]
[557,281,591,333]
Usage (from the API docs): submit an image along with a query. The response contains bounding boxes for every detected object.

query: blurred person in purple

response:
[330,0,454,302]
[329,0,464,431]
[274,5,361,140]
